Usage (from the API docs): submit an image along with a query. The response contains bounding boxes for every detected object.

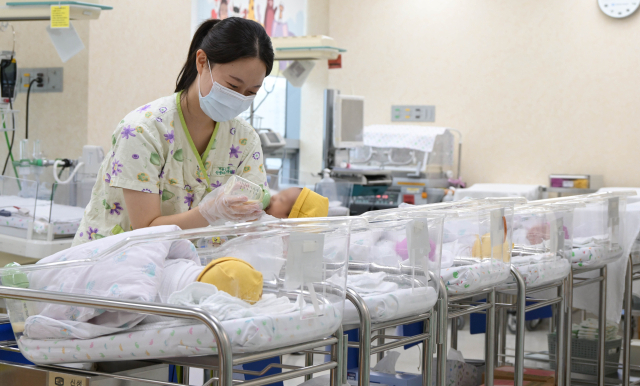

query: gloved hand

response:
[198,186,263,224]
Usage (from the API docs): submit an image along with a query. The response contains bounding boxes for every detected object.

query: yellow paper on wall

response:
[50,5,70,29]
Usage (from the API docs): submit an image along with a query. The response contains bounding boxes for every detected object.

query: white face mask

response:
[198,61,256,122]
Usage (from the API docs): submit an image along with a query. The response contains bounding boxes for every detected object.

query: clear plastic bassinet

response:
[345,210,444,325]
[0,216,366,364]
[507,203,575,288]
[0,175,89,241]
[361,199,517,295]
[436,201,515,294]
[530,191,633,270]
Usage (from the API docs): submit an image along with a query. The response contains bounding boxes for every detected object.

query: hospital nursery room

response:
[0,1,639,386]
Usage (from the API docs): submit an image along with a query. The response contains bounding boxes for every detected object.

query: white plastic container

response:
[224,175,271,209]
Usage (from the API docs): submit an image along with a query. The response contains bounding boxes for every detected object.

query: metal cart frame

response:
[339,289,436,386]
[495,267,568,386]
[0,285,347,386]
[621,254,640,386]
[564,264,609,386]
[436,278,497,386]
[319,268,441,386]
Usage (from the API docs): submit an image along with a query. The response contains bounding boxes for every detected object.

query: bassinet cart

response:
[332,209,445,386]
[0,216,366,386]
[494,202,575,386]
[527,191,632,386]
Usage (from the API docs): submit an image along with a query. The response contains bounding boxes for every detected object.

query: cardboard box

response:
[346,368,419,386]
[489,366,556,384]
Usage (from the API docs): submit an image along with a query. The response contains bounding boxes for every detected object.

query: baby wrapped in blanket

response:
[9,226,273,340]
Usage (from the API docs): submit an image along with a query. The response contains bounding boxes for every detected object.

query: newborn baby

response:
[264,187,329,219]
[160,188,330,303]
[161,256,264,304]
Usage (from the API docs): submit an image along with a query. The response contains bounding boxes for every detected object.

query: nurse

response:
[73,17,274,246]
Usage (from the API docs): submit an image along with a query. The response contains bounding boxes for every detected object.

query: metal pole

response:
[331,325,344,386]
[426,310,436,386]
[485,287,496,386]
[182,366,190,385]
[598,266,607,386]
[623,256,633,386]
[0,286,234,386]
[450,315,458,350]
[437,279,448,386]
[498,292,508,367]
[377,329,385,362]
[346,289,372,386]
[343,333,349,386]
[565,270,574,386]
[451,314,458,350]
[556,279,566,386]
[511,267,526,386]
[304,352,314,381]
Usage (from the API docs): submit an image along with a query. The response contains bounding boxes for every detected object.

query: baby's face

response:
[265,187,301,218]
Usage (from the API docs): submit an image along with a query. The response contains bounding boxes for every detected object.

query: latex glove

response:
[199,186,263,224]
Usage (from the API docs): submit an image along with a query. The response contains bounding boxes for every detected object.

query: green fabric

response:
[176,91,218,192]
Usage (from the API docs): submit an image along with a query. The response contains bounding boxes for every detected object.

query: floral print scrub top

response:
[72,92,267,246]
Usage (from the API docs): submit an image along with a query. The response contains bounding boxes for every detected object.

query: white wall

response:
[87,0,192,154]
[326,0,640,187]
[298,0,330,177]
[0,21,89,172]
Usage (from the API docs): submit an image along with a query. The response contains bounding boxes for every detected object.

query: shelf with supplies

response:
[271,35,346,61]
[545,187,597,197]
[0,1,112,22]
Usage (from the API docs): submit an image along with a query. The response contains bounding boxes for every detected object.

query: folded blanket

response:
[572,318,619,340]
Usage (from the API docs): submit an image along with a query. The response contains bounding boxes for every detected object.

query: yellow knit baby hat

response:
[196,257,263,304]
[288,188,329,218]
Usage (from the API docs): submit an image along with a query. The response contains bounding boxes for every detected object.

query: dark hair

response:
[175,17,274,93]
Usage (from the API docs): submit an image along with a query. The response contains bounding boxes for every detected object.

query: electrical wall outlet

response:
[18,67,63,93]
[391,105,435,122]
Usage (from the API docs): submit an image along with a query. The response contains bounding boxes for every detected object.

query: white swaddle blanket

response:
[168,282,300,320]
[346,272,398,294]
[22,226,303,340]
[23,226,200,339]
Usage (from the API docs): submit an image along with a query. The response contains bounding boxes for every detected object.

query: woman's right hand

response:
[198,186,263,224]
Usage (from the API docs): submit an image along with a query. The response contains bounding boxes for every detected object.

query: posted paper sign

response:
[51,6,70,29]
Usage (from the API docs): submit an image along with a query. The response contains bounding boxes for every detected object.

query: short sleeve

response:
[237,133,267,188]
[109,121,164,194]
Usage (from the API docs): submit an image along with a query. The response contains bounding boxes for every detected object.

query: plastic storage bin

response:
[506,203,574,288]
[548,333,621,376]
[346,210,444,325]
[0,216,366,364]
